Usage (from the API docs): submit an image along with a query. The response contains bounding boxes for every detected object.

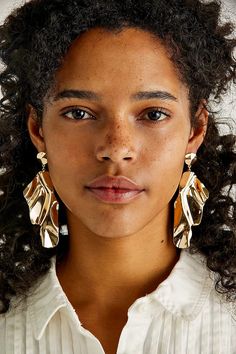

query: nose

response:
[95,120,137,163]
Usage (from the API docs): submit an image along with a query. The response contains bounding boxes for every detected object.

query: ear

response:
[186,100,209,154]
[27,105,46,153]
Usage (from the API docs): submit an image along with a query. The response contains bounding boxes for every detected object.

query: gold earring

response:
[173,153,209,249]
[23,152,59,248]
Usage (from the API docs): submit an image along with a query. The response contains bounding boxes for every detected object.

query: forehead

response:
[53,27,188,99]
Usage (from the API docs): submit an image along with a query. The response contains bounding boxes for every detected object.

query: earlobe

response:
[186,101,209,154]
[27,105,45,152]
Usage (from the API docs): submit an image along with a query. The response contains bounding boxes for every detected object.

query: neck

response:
[56,208,180,311]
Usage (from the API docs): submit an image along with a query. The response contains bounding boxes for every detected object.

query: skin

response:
[28,27,208,354]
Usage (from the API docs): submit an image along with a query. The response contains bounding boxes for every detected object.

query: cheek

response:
[43,122,90,168]
[147,132,187,165]
[145,135,188,196]
[42,127,95,207]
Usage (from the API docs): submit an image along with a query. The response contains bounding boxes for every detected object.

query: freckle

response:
[161,240,164,243]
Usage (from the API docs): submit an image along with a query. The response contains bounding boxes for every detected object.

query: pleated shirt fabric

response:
[0,250,235,354]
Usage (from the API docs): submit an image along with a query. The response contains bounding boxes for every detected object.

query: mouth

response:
[85,187,144,204]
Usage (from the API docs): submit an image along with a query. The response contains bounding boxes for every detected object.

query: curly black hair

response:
[0,0,235,314]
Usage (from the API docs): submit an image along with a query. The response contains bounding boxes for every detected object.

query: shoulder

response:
[0,296,28,351]
[0,257,67,344]
[186,251,236,325]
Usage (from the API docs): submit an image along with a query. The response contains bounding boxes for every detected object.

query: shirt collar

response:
[28,258,68,340]
[128,250,214,320]
[158,250,214,320]
[28,250,214,340]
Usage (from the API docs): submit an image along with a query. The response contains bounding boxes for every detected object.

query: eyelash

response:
[61,106,171,123]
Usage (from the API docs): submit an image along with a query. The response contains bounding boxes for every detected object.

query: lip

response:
[86,175,144,191]
[86,187,144,204]
[85,175,145,204]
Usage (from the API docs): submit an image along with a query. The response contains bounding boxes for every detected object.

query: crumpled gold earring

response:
[23,152,59,248]
[173,153,209,249]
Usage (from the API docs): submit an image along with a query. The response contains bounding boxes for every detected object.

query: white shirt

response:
[0,250,235,354]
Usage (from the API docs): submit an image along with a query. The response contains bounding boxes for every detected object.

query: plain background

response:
[0,0,235,129]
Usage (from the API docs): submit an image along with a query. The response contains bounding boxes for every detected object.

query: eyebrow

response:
[53,89,178,102]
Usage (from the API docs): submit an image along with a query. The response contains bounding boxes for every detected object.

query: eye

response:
[61,107,94,121]
[142,108,171,123]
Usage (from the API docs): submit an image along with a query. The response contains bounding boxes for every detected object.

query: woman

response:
[0,0,235,353]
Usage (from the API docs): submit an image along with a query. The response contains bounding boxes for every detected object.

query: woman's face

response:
[29,27,206,239]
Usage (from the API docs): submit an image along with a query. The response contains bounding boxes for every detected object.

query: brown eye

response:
[144,109,170,122]
[62,108,94,120]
